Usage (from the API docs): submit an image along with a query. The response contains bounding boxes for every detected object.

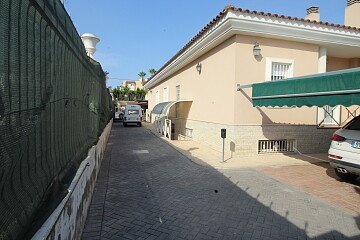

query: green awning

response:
[251,67,360,107]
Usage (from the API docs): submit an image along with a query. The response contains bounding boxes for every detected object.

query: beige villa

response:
[122,79,145,91]
[144,1,360,157]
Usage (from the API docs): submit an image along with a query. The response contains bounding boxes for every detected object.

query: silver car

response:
[328,115,360,181]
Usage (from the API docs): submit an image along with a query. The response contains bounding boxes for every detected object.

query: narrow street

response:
[82,122,360,240]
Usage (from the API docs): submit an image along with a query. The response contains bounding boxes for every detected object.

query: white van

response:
[123,104,142,127]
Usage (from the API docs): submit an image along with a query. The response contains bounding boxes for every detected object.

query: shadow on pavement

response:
[82,122,360,239]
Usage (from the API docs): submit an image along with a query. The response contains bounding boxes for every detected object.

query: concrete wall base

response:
[170,118,335,156]
[32,119,113,240]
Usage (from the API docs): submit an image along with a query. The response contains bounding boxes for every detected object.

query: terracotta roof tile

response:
[230,6,360,30]
[147,5,360,83]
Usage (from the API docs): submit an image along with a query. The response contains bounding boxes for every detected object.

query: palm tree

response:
[134,88,148,100]
[138,71,146,81]
[140,88,148,100]
[112,87,121,100]
[149,68,156,76]
[122,85,131,100]
[134,88,141,101]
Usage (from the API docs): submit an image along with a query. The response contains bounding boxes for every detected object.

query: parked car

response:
[114,110,124,121]
[123,104,142,127]
[328,115,360,180]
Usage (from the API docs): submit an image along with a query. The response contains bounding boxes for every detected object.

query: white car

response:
[328,115,360,181]
[114,111,124,121]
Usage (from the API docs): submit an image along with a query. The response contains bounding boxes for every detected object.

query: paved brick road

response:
[81,122,360,239]
[258,163,360,215]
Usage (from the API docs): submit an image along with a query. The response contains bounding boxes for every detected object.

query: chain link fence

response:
[0,0,113,239]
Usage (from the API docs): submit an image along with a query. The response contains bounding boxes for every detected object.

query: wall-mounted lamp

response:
[253,42,261,57]
[196,63,202,74]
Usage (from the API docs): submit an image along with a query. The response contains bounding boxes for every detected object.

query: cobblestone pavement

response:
[82,122,360,239]
[144,123,360,217]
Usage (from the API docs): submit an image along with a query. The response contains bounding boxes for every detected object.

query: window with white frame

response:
[155,90,159,104]
[176,85,180,100]
[175,85,180,117]
[266,58,294,81]
[163,86,169,102]
[271,62,292,80]
[317,105,341,126]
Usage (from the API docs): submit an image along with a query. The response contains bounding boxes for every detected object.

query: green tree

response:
[112,87,121,99]
[142,89,148,100]
[122,85,131,100]
[149,68,156,76]
[138,71,146,80]
[134,88,148,100]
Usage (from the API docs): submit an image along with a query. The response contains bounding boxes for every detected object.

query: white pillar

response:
[318,46,327,73]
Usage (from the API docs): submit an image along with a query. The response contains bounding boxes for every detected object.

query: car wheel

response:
[334,168,358,181]
[123,123,127,127]
[138,122,142,127]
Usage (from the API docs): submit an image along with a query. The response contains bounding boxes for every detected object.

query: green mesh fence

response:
[0,0,114,239]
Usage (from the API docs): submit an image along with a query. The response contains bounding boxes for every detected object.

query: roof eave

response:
[144,10,360,89]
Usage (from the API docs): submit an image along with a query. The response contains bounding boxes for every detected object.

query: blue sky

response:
[64,0,347,88]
